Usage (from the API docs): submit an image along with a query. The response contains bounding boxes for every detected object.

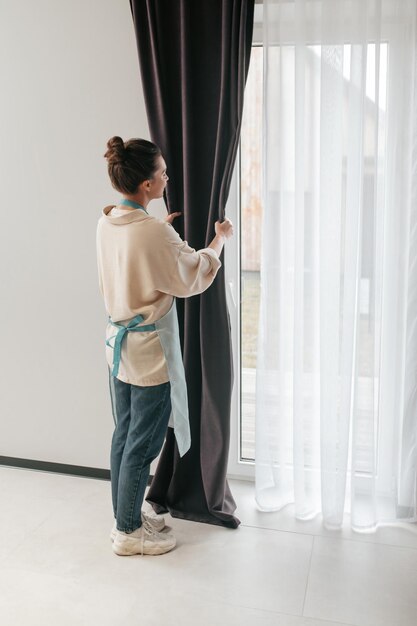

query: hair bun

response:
[104,136,126,164]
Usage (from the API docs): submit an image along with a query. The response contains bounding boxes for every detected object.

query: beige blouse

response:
[96,205,222,385]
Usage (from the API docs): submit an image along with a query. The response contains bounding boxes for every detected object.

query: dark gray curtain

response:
[129,0,255,528]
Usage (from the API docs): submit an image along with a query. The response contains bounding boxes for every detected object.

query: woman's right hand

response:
[215,218,234,240]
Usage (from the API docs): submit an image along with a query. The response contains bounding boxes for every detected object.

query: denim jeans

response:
[108,367,171,533]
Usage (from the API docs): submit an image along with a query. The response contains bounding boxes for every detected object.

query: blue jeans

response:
[108,368,171,533]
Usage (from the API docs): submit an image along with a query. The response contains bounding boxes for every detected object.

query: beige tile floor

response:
[0,466,417,626]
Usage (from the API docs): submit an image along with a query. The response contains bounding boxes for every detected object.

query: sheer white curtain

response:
[255,0,417,531]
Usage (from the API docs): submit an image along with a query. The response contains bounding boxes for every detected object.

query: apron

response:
[106,298,191,458]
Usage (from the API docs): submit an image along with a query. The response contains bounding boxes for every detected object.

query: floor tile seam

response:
[176,589,306,620]
[238,521,417,551]
[301,534,315,617]
[183,590,358,625]
[237,521,316,541]
[301,613,360,626]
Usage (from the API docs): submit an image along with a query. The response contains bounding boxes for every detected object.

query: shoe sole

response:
[112,539,176,556]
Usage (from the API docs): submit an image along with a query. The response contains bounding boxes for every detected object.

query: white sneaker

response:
[112,520,176,556]
[110,511,166,542]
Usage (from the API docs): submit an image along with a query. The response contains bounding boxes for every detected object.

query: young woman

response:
[96,136,233,556]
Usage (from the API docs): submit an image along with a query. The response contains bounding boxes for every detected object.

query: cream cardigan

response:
[96,205,222,385]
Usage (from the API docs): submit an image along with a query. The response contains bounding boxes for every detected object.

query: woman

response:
[96,136,233,556]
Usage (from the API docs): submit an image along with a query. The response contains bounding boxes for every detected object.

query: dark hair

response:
[104,136,162,194]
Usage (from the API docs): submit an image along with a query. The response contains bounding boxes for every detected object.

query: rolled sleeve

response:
[157,223,222,297]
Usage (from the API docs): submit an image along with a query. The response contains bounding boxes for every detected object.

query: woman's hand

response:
[215,217,234,239]
[165,211,182,224]
[208,217,234,256]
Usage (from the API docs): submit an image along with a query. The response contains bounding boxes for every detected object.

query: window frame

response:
[226,12,263,481]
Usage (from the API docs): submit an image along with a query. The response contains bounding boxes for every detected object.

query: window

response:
[237,40,388,473]
[240,45,263,462]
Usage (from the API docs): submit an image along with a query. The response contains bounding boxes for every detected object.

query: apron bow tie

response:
[106,314,156,377]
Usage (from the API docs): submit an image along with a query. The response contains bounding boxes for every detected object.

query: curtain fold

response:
[256,0,417,531]
[129,0,254,528]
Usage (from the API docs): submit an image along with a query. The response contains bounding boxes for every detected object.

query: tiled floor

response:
[1,467,417,626]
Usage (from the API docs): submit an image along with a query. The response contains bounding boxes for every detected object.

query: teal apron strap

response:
[106,314,156,377]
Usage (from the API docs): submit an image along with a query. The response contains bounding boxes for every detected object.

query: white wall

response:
[0,0,166,467]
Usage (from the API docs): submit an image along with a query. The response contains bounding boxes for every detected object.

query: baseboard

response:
[0,456,153,485]
[0,456,111,480]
